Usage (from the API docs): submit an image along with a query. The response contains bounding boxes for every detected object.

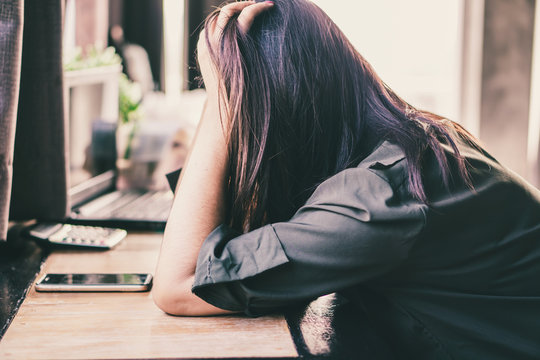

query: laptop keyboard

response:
[110,190,173,220]
[75,190,174,221]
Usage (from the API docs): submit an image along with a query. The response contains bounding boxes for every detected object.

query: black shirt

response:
[190,140,540,359]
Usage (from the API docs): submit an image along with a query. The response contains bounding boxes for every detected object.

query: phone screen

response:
[36,273,152,292]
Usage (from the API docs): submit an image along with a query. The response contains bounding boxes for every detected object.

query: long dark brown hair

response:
[203,0,474,232]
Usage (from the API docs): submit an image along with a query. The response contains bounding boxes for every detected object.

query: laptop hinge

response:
[69,170,116,208]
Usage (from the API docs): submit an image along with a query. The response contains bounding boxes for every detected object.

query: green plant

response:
[63,45,121,71]
[118,73,142,125]
[63,44,143,160]
[118,73,143,159]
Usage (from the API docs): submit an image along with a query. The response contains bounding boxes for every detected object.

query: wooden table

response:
[0,232,297,359]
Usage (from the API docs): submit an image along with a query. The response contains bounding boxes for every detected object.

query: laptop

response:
[66,119,176,231]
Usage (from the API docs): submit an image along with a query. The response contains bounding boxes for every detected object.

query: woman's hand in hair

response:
[197,1,274,96]
[219,1,275,34]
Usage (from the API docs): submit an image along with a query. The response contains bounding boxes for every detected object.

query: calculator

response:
[27,223,127,249]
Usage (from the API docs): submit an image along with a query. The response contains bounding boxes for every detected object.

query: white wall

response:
[312,0,464,122]
[528,0,540,184]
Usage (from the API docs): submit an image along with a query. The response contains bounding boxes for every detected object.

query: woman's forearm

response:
[153,96,231,316]
[152,0,273,317]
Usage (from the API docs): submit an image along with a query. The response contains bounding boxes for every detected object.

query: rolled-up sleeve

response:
[192,164,427,316]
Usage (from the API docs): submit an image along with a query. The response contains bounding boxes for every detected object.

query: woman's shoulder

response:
[313,141,408,193]
[308,141,411,203]
[304,141,425,222]
[357,141,408,187]
[358,140,406,170]
[315,140,410,196]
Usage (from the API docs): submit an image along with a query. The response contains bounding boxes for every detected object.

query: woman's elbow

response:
[153,282,236,316]
[152,280,194,316]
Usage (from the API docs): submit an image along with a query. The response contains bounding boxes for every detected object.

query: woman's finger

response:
[215,1,255,34]
[237,1,274,33]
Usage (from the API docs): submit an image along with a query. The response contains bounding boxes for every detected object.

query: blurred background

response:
[64,0,540,188]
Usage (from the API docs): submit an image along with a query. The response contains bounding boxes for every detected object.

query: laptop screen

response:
[68,116,117,208]
[64,68,194,211]
[70,118,117,188]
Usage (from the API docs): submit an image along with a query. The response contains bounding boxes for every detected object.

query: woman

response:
[153,1,540,358]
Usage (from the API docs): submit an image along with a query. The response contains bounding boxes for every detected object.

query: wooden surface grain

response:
[0,232,297,359]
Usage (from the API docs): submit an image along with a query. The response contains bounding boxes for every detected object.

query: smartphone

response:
[35,273,153,292]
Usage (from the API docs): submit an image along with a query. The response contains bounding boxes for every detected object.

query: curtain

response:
[0,0,24,240]
[9,0,68,222]
[0,0,67,240]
